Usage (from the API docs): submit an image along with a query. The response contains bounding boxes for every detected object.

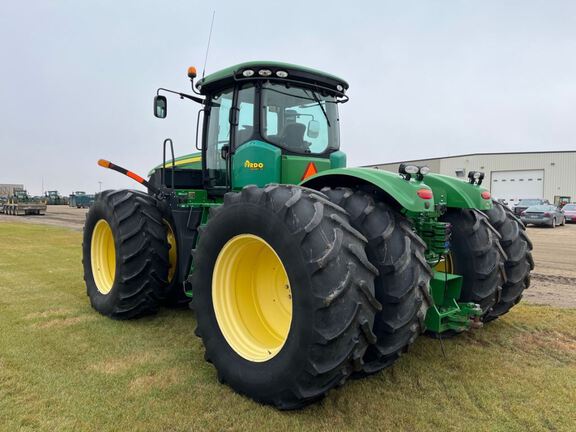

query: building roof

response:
[365,150,576,167]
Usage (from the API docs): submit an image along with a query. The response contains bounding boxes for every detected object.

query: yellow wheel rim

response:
[212,234,292,362]
[435,253,454,273]
[91,219,116,295]
[165,221,177,283]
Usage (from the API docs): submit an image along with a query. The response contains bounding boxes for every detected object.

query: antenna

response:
[202,11,216,80]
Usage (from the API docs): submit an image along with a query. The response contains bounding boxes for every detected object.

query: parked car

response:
[562,203,576,223]
[513,198,550,216]
[521,204,566,227]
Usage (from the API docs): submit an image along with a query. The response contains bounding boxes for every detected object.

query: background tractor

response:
[69,191,95,208]
[44,190,68,205]
[83,61,533,409]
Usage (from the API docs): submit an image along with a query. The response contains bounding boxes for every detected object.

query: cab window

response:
[260,82,340,154]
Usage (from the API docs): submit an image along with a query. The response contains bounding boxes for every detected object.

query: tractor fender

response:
[301,167,434,213]
[422,173,492,210]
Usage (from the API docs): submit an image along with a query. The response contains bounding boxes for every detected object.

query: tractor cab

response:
[153,62,349,195]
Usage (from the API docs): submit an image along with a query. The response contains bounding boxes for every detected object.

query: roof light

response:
[242,69,255,77]
[419,166,431,175]
[417,189,433,200]
[336,84,344,92]
[276,70,288,78]
[258,69,272,77]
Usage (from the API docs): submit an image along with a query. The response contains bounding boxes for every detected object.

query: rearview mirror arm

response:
[156,88,205,105]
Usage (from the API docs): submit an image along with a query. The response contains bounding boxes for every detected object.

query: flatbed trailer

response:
[1,190,47,215]
[1,201,47,215]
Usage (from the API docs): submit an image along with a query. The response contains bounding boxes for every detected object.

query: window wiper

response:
[305,89,331,127]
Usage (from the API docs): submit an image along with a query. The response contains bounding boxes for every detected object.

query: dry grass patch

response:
[90,351,168,375]
[33,314,97,329]
[128,367,181,393]
[515,330,576,356]
[25,308,73,320]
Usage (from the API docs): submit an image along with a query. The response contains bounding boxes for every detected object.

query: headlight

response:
[404,165,419,174]
[468,170,485,185]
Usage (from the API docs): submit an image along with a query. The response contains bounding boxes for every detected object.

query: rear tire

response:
[440,209,506,318]
[83,189,169,319]
[191,185,378,409]
[159,217,190,308]
[322,187,431,375]
[483,201,534,321]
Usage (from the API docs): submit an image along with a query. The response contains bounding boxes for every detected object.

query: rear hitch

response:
[425,272,484,334]
[470,315,483,330]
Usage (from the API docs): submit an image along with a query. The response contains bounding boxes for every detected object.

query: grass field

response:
[1,222,575,432]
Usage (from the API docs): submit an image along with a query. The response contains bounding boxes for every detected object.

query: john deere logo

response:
[244,160,264,170]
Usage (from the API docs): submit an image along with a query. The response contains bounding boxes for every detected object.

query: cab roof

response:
[196,61,349,95]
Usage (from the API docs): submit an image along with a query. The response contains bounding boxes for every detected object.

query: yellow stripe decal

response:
[173,156,202,166]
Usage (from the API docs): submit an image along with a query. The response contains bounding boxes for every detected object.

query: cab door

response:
[203,88,234,192]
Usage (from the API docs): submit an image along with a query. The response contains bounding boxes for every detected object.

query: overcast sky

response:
[1,0,575,195]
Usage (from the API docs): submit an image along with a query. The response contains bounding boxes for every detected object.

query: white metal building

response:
[367,151,576,206]
[0,184,24,196]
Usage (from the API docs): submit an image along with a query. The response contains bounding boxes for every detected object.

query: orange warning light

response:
[187,66,197,79]
[301,162,318,180]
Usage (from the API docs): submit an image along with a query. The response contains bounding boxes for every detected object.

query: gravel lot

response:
[1,205,574,308]
[0,205,88,230]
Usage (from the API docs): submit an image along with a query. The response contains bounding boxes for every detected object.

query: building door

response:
[490,170,544,205]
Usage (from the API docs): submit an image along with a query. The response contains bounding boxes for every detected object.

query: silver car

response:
[521,204,566,228]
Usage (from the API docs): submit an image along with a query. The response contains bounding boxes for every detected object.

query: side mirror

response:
[307,120,320,138]
[220,145,230,160]
[154,95,167,118]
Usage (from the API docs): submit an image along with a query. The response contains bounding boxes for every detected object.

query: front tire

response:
[190,185,378,409]
[483,201,534,321]
[83,190,169,319]
[322,187,431,375]
[440,209,506,317]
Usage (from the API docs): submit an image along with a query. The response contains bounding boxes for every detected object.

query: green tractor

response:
[84,61,533,409]
[45,190,66,205]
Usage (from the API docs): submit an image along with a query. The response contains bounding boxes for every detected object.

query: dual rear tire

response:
[83,190,170,319]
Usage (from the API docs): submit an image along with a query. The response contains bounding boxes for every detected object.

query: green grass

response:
[0,223,575,432]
